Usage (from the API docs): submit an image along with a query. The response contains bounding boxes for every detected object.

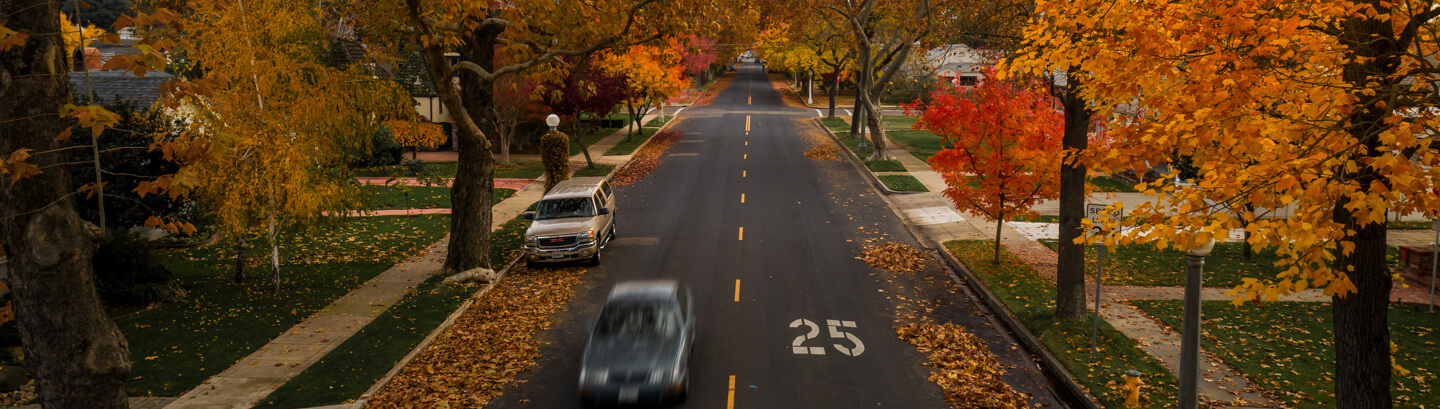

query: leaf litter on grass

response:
[859,242,929,273]
[363,264,589,408]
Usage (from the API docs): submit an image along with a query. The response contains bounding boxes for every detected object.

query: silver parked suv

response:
[523,177,616,267]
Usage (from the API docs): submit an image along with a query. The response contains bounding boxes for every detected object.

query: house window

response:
[957,76,978,86]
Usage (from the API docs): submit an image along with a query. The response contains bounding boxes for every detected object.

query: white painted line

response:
[815,109,823,117]
[844,109,852,116]
[674,107,685,116]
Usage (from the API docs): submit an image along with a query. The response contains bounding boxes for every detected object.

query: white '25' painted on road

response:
[789,319,865,356]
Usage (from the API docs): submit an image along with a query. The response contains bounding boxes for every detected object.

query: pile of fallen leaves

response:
[610,128,684,186]
[858,242,929,272]
[767,74,812,108]
[364,264,588,408]
[798,119,841,160]
[690,74,735,107]
[895,321,1028,409]
[805,141,841,160]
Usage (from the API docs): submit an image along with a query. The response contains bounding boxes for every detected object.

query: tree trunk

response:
[827,72,838,118]
[267,207,280,293]
[1054,78,1092,322]
[572,122,596,168]
[861,91,888,160]
[1242,204,1254,260]
[0,1,131,406]
[993,217,1004,263]
[1332,199,1391,409]
[234,235,246,283]
[849,87,864,136]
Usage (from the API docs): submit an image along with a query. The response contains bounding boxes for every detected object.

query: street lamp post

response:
[1179,239,1214,409]
[547,114,560,131]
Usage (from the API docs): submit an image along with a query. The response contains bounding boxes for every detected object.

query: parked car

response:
[522,177,616,267]
[579,280,694,406]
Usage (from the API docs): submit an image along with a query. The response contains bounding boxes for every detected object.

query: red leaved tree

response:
[911,70,1062,261]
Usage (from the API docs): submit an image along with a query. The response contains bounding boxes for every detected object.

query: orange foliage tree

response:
[1010,0,1440,405]
[385,119,448,159]
[600,44,686,140]
[911,70,1061,262]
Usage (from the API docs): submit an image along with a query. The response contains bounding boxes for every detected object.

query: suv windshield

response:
[595,302,679,337]
[535,198,595,220]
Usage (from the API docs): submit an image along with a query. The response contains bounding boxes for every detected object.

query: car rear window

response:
[535,198,595,220]
[595,302,679,337]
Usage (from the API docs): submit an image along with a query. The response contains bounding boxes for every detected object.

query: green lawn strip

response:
[604,129,657,156]
[878,175,928,192]
[882,116,945,162]
[570,126,623,155]
[354,161,460,178]
[360,186,516,210]
[572,164,615,178]
[945,240,1177,408]
[1089,176,1138,193]
[1037,240,1283,288]
[253,215,534,409]
[865,159,906,172]
[121,215,451,396]
[1010,214,1060,223]
[494,162,544,179]
[1387,220,1432,230]
[644,116,670,127]
[1129,300,1439,408]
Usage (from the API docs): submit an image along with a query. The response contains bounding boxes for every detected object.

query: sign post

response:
[1086,203,1122,361]
[1432,220,1439,311]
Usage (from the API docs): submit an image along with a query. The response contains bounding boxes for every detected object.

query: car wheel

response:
[525,260,539,269]
[609,223,617,241]
[589,248,602,266]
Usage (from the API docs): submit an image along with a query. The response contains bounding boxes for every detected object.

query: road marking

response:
[742,170,747,178]
[745,141,748,146]
[745,115,750,132]
[748,96,752,105]
[727,375,736,409]
[738,227,744,241]
[743,153,747,159]
[734,279,741,302]
[815,108,823,117]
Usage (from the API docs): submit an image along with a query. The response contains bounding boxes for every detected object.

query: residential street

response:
[486,64,1061,408]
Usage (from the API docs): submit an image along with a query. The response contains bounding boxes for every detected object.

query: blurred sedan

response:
[578,280,694,406]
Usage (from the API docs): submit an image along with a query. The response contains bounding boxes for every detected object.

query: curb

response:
[809,116,915,196]
[351,255,525,405]
[926,239,1103,409]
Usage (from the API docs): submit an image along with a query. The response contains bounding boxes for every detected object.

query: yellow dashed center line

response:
[738,227,744,241]
[741,193,745,203]
[727,375,737,409]
[743,153,747,159]
[734,279,741,302]
[742,170,747,178]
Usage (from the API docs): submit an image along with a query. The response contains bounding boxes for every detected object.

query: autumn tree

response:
[386,119,448,159]
[600,45,686,141]
[821,0,939,160]
[161,0,411,292]
[343,0,718,275]
[487,71,541,165]
[1012,0,1440,405]
[0,1,131,405]
[911,70,1061,261]
[539,63,630,168]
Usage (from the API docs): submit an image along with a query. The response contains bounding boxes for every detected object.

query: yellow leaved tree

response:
[600,44,687,141]
[1011,0,1440,405]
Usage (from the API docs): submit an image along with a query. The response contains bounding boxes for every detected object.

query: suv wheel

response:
[589,248,602,266]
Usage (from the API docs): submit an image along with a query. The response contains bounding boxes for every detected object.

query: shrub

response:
[93,232,178,306]
[881,76,942,105]
[348,126,404,168]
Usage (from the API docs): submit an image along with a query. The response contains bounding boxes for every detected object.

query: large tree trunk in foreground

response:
[827,72,838,118]
[1332,196,1391,408]
[437,24,505,275]
[1054,79,1092,322]
[0,1,131,406]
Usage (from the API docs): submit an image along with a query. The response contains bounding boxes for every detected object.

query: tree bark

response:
[827,71,838,118]
[234,235,246,284]
[0,1,131,406]
[439,24,504,275]
[1331,198,1391,409]
[1054,77,1091,322]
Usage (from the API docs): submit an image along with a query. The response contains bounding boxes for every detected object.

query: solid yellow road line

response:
[734,279,741,302]
[728,375,736,409]
[741,193,745,203]
[738,227,744,241]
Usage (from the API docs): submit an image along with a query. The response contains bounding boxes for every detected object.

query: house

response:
[68,45,172,110]
[390,51,456,150]
[910,45,988,85]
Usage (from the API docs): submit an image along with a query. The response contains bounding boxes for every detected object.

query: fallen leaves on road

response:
[896,320,1027,409]
[859,242,929,273]
[690,74,735,107]
[798,118,841,161]
[363,264,588,408]
[805,143,841,160]
[767,73,812,109]
[611,127,685,186]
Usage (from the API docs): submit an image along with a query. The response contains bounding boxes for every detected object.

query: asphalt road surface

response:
[489,63,1061,408]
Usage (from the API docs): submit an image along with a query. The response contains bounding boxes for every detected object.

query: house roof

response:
[69,70,173,110]
[328,38,368,68]
[393,51,438,97]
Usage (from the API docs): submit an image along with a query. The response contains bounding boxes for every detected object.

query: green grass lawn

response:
[354,161,460,178]
[882,116,946,162]
[120,215,452,396]
[494,162,544,179]
[1387,220,1432,230]
[878,175,928,192]
[1090,176,1138,193]
[1130,300,1439,408]
[605,129,657,156]
[355,161,546,179]
[645,115,671,127]
[572,164,616,178]
[1038,241,1289,288]
[866,159,906,172]
[570,125,623,155]
[946,240,1178,409]
[1011,214,1061,223]
[360,186,515,210]
[253,215,534,409]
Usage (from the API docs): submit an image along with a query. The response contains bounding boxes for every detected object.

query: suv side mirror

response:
[597,208,610,215]
[523,212,534,220]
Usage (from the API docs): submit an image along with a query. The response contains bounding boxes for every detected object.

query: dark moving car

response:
[579,280,694,406]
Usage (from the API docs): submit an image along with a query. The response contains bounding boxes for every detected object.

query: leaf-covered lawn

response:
[360,186,516,210]
[120,215,451,396]
[569,125,623,155]
[1038,240,1284,288]
[355,161,543,179]
[572,164,615,178]
[883,115,946,162]
[494,162,544,179]
[1130,300,1439,408]
[254,214,534,408]
[1089,176,1137,193]
[946,240,1178,409]
[879,175,928,192]
[354,161,460,178]
[604,127,657,156]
